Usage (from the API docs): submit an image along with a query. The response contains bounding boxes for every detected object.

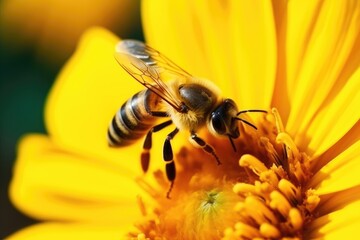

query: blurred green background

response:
[0,0,143,237]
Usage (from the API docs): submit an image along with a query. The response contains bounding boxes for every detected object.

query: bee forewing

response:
[115,40,156,66]
[115,53,147,76]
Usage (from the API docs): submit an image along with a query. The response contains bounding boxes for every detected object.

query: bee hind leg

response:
[141,119,172,173]
[163,128,179,198]
[190,133,221,165]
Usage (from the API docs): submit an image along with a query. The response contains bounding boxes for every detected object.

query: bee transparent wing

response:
[115,40,191,112]
[116,40,192,77]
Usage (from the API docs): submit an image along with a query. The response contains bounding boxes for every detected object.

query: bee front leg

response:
[163,128,179,198]
[190,133,221,165]
[141,119,172,173]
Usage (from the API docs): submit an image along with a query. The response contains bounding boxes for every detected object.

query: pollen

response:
[129,108,319,239]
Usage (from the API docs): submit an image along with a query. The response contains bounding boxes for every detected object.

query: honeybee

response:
[108,40,266,197]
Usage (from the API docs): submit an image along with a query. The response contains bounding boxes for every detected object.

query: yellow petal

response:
[142,0,210,80]
[10,134,150,222]
[286,0,360,136]
[305,68,360,156]
[309,140,360,194]
[142,0,277,109]
[7,223,132,240]
[270,0,291,119]
[310,120,360,173]
[229,0,277,109]
[287,0,360,136]
[286,0,324,92]
[309,198,360,239]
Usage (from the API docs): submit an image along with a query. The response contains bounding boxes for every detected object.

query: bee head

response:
[209,99,240,151]
[209,99,266,152]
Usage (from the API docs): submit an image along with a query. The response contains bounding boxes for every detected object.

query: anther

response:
[270,190,291,218]
[276,132,300,157]
[233,183,257,196]
[259,169,279,186]
[278,179,301,203]
[305,189,320,212]
[289,208,303,230]
[245,196,278,225]
[239,154,268,176]
[260,223,281,238]
[234,222,261,239]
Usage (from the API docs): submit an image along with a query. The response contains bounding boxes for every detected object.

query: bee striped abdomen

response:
[108,90,160,146]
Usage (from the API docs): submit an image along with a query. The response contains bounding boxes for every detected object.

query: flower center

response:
[130,108,319,239]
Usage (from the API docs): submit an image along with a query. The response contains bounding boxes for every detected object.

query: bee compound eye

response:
[211,113,226,135]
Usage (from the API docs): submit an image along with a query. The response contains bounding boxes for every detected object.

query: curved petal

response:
[304,68,360,156]
[10,134,152,222]
[45,27,162,169]
[142,0,277,109]
[308,140,360,194]
[308,198,360,239]
[229,0,277,109]
[270,0,291,120]
[286,0,360,135]
[142,0,210,81]
[7,223,132,240]
[310,120,360,173]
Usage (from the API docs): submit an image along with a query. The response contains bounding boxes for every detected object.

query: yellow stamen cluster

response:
[130,109,319,239]
[223,109,320,239]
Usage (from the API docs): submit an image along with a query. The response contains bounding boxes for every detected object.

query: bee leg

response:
[163,128,179,198]
[141,119,172,173]
[191,133,221,165]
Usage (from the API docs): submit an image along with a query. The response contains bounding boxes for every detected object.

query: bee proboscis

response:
[107,40,266,197]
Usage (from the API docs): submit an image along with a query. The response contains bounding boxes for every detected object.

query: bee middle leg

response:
[191,133,221,165]
[163,128,179,198]
[141,119,172,173]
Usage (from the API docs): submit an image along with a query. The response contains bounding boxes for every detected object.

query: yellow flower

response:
[9,0,360,239]
[0,0,140,64]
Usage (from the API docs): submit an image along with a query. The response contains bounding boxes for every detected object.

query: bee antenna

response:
[236,109,267,116]
[234,117,257,130]
[228,135,237,152]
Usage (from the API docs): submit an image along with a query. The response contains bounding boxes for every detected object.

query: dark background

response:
[0,1,143,237]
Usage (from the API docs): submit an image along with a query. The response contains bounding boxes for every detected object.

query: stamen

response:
[272,108,284,133]
[305,189,320,212]
[255,181,272,195]
[234,222,261,239]
[260,137,282,166]
[278,179,301,203]
[259,169,279,186]
[234,201,246,213]
[132,104,316,239]
[276,132,300,157]
[260,223,281,238]
[245,196,278,225]
[289,208,303,230]
[245,200,268,224]
[270,191,292,218]
[239,154,268,176]
[233,183,257,196]
[137,233,146,240]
